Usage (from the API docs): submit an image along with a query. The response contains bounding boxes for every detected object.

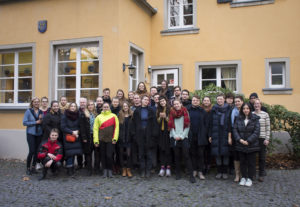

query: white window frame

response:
[168,0,194,29]
[231,0,274,8]
[268,62,285,88]
[0,43,35,109]
[195,60,242,93]
[129,51,139,91]
[49,37,103,103]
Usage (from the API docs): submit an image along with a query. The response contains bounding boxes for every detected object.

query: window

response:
[0,50,33,106]
[263,58,292,94]
[169,0,193,29]
[195,60,242,93]
[129,52,139,91]
[55,44,100,102]
[200,66,237,91]
[230,0,274,8]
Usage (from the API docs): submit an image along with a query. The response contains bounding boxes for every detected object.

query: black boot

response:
[189,174,196,183]
[26,168,32,175]
[175,170,181,180]
[39,168,48,181]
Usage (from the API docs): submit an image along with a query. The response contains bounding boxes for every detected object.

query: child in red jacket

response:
[38,128,63,180]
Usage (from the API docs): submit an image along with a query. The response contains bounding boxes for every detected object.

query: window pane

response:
[132,79,137,91]
[183,0,193,4]
[19,65,32,77]
[58,76,76,89]
[271,63,283,74]
[81,47,99,60]
[80,90,98,101]
[58,62,76,75]
[184,5,193,15]
[170,17,180,27]
[57,90,76,103]
[0,66,14,77]
[167,74,175,85]
[170,0,180,6]
[0,79,14,90]
[272,75,283,85]
[81,61,99,74]
[184,16,193,25]
[81,76,99,88]
[0,91,14,103]
[221,80,237,91]
[157,74,165,84]
[202,68,216,79]
[202,80,216,89]
[19,51,32,64]
[221,67,236,79]
[58,48,76,61]
[170,6,179,16]
[18,78,32,90]
[0,53,14,65]
[18,91,32,103]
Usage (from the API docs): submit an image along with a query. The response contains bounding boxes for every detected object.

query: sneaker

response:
[166,169,171,177]
[198,172,205,180]
[193,171,197,177]
[239,178,246,186]
[215,173,222,179]
[36,163,43,171]
[245,178,253,187]
[222,173,228,180]
[158,168,165,177]
[102,169,108,178]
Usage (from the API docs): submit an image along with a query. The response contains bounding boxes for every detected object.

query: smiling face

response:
[96,97,103,106]
[88,101,95,112]
[123,102,129,112]
[141,96,149,107]
[133,95,141,106]
[159,98,167,107]
[173,100,182,110]
[128,92,134,100]
[216,96,225,106]
[161,81,167,89]
[174,87,181,97]
[51,102,59,113]
[192,97,200,107]
[234,98,243,110]
[154,95,160,103]
[112,98,119,108]
[69,103,77,112]
[79,98,87,110]
[243,104,250,117]
[102,103,110,112]
[50,131,59,142]
[32,98,40,109]
[202,97,211,107]
[150,88,157,96]
[117,90,124,99]
[138,83,145,91]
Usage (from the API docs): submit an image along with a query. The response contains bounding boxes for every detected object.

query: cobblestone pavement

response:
[0,159,299,207]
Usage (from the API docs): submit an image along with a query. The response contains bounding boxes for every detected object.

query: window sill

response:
[160,27,200,36]
[231,0,274,8]
[0,105,29,110]
[262,88,293,95]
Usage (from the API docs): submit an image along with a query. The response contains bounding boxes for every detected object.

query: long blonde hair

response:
[118,101,133,124]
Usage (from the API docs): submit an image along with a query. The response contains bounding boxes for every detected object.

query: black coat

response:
[61,111,82,157]
[79,110,93,154]
[157,110,170,151]
[119,115,133,147]
[182,99,192,107]
[187,105,209,146]
[209,104,232,156]
[158,88,172,100]
[42,111,62,140]
[130,106,158,150]
[233,114,260,153]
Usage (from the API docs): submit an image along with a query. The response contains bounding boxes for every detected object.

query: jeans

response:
[216,156,229,173]
[100,142,114,170]
[239,151,256,180]
[258,139,267,176]
[66,156,74,168]
[26,134,42,168]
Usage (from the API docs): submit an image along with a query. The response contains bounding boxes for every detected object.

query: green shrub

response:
[192,84,300,157]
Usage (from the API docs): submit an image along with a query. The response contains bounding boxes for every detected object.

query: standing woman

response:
[231,95,244,182]
[80,100,96,176]
[93,102,119,178]
[159,80,172,100]
[40,96,49,116]
[128,91,135,107]
[209,94,232,180]
[42,100,62,141]
[131,95,158,178]
[233,103,260,187]
[116,89,127,107]
[23,97,43,175]
[118,101,134,177]
[156,96,171,177]
[253,99,270,182]
[168,99,195,183]
[61,102,82,176]
[136,82,149,98]
[59,96,69,114]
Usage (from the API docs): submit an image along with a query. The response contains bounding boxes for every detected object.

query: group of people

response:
[23,80,270,186]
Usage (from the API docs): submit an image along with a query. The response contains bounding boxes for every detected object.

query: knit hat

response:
[249,92,258,99]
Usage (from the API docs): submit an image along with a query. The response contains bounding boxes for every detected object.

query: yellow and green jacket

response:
[93,110,119,144]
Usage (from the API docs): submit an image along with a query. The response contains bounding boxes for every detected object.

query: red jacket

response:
[38,139,63,162]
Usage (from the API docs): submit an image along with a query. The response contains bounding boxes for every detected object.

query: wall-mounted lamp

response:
[148,65,152,73]
[123,63,136,76]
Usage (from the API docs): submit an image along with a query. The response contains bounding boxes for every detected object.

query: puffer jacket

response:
[233,114,260,153]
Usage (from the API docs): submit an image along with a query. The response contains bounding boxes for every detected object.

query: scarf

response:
[231,107,240,126]
[65,109,79,121]
[168,106,190,131]
[214,103,229,126]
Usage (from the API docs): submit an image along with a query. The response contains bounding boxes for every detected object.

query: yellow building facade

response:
[0,0,299,158]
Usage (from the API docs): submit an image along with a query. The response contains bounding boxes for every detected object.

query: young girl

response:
[233,103,260,187]
[156,96,171,177]
[118,101,134,177]
[168,99,195,183]
[93,102,119,178]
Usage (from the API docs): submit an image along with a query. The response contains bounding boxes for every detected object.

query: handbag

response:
[66,134,76,142]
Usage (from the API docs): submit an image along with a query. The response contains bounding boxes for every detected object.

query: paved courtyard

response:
[0,159,299,207]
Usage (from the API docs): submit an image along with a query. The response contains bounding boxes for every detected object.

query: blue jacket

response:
[23,108,43,136]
